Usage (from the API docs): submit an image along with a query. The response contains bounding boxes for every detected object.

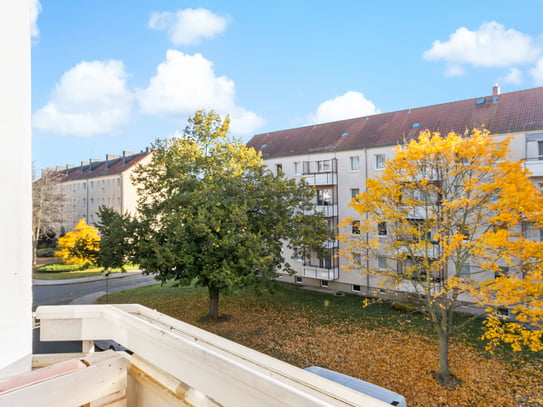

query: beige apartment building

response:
[247,86,543,296]
[51,150,152,234]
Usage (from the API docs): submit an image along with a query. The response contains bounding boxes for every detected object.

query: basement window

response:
[352,285,361,293]
[320,280,329,288]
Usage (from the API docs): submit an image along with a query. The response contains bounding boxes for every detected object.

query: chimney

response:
[105,154,120,168]
[122,151,133,166]
[492,84,500,96]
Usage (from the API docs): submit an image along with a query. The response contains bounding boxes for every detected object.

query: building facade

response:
[50,150,152,234]
[247,86,543,296]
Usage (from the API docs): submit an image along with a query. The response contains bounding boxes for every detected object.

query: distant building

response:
[247,86,543,296]
[49,150,152,234]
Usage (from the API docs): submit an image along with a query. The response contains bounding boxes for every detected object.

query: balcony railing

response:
[303,266,339,281]
[525,156,543,177]
[4,304,389,407]
[303,172,338,186]
[315,204,338,217]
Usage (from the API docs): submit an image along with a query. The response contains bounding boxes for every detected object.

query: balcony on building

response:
[0,304,389,407]
[302,158,338,186]
[525,135,543,177]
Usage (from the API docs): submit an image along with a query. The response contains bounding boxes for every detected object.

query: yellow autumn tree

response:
[55,218,101,265]
[339,129,543,385]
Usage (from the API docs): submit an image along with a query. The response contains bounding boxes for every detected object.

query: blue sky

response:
[31,0,543,170]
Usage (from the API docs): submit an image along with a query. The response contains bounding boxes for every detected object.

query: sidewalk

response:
[32,270,144,286]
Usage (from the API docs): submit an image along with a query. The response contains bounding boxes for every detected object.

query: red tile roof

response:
[57,152,151,182]
[247,87,543,158]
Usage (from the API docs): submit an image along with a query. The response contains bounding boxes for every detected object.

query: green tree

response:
[132,110,331,320]
[95,206,135,271]
[340,129,543,384]
[55,218,101,265]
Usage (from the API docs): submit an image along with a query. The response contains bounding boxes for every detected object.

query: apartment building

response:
[50,150,152,234]
[247,86,543,295]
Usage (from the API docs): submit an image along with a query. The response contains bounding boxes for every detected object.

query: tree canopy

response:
[95,206,135,270]
[132,110,331,320]
[55,218,101,265]
[32,169,63,263]
[340,129,543,384]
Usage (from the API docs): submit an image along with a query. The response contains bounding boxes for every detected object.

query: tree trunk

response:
[438,330,451,384]
[208,286,220,320]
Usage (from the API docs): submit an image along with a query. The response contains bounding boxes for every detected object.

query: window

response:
[539,141,543,161]
[90,214,94,224]
[378,256,387,269]
[82,198,86,206]
[353,253,362,265]
[90,181,94,189]
[377,222,387,236]
[90,198,94,206]
[352,285,361,293]
[317,160,331,173]
[495,266,509,279]
[316,188,332,206]
[352,220,360,234]
[320,280,329,288]
[350,188,360,200]
[295,276,303,284]
[294,162,301,175]
[319,255,332,269]
[275,163,283,175]
[349,156,360,171]
[83,182,86,190]
[375,154,386,169]
[117,178,121,187]
[460,264,470,277]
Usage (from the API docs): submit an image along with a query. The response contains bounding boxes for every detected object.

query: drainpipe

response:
[364,147,370,294]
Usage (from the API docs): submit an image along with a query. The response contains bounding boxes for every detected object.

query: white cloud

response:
[423,22,540,70]
[530,58,543,85]
[33,60,133,137]
[502,67,523,84]
[307,91,380,124]
[138,50,264,135]
[30,0,42,40]
[148,8,229,46]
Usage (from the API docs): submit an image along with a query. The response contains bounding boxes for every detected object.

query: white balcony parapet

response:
[315,204,338,217]
[303,266,339,281]
[525,158,543,177]
[303,172,338,186]
[33,304,389,407]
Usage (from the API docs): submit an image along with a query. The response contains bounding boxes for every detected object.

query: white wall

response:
[0,0,33,377]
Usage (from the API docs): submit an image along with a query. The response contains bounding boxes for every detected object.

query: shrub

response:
[37,263,88,273]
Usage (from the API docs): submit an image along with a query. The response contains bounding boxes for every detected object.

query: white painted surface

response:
[0,0,33,378]
[36,304,391,407]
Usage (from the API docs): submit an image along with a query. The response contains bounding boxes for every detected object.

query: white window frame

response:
[349,156,360,172]
[375,154,386,170]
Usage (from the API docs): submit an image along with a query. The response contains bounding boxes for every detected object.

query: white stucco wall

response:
[0,0,33,377]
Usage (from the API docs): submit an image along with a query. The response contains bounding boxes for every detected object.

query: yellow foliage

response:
[340,128,543,355]
[55,218,101,265]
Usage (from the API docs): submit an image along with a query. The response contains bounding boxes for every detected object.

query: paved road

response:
[33,271,158,354]
[32,271,158,309]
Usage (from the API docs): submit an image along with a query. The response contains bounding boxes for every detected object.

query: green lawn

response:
[97,282,543,407]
